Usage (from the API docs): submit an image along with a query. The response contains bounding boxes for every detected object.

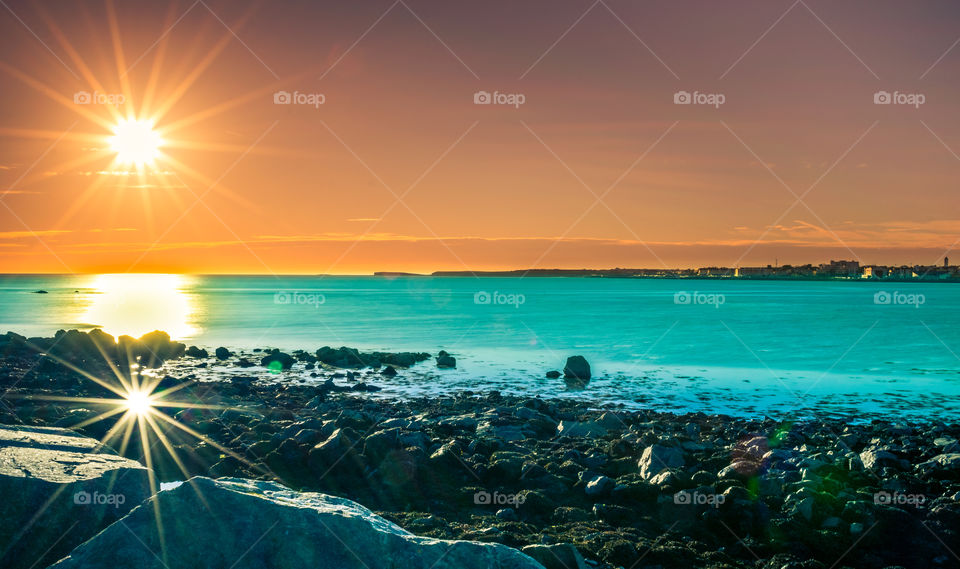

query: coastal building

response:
[697,267,735,277]
[817,259,860,277]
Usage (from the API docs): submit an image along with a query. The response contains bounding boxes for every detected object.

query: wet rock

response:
[0,424,150,569]
[562,356,590,385]
[545,370,561,379]
[260,351,295,371]
[185,346,208,358]
[436,351,456,368]
[49,477,546,569]
[215,347,232,360]
[381,366,398,377]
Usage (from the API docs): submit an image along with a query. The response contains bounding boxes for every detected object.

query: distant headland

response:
[376,258,960,281]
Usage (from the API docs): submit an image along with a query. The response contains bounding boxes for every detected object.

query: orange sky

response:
[1,0,959,274]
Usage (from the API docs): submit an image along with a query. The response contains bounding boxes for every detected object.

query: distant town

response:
[376,258,960,281]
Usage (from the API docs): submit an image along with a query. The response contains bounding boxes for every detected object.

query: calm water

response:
[1,274,958,419]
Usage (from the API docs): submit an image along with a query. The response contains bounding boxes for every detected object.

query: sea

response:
[1,274,957,420]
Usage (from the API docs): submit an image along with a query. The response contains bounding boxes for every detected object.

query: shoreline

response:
[1,330,959,568]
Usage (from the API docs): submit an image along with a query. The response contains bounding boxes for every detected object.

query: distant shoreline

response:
[375,269,960,282]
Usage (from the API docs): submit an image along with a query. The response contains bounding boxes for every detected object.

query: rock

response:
[0,424,150,569]
[260,351,295,371]
[521,544,588,569]
[638,444,684,480]
[859,449,901,470]
[381,365,398,377]
[185,346,208,358]
[916,453,960,476]
[215,347,232,360]
[585,474,615,498]
[556,420,607,438]
[436,351,456,368]
[49,477,546,569]
[562,356,591,385]
[545,370,561,379]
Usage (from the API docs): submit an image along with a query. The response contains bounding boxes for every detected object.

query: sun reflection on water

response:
[83,274,198,340]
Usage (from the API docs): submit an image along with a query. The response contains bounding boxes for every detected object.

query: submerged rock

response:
[50,477,545,569]
[0,424,150,569]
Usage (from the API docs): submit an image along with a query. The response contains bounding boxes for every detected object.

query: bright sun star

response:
[124,390,154,416]
[109,118,163,167]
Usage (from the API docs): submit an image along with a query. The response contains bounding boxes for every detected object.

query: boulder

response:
[0,425,150,569]
[562,356,591,384]
[214,347,232,360]
[436,351,457,368]
[521,544,588,569]
[545,370,561,379]
[556,420,607,438]
[49,477,545,569]
[260,351,295,371]
[859,449,901,470]
[638,444,684,480]
[185,346,208,358]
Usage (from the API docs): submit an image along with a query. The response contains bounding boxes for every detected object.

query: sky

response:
[1,0,959,274]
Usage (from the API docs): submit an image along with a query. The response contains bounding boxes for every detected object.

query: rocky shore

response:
[1,330,959,569]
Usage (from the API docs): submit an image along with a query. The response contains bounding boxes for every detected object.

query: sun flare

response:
[124,390,154,415]
[109,118,163,167]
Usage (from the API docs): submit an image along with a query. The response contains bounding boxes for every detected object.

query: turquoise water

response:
[1,274,958,418]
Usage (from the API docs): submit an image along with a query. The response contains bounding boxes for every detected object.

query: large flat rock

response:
[51,476,545,569]
[0,424,150,569]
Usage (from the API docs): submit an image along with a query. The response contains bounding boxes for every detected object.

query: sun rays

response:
[5,334,266,566]
[0,0,308,261]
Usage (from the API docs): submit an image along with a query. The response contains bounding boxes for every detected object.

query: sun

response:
[109,118,163,167]
[124,390,154,416]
